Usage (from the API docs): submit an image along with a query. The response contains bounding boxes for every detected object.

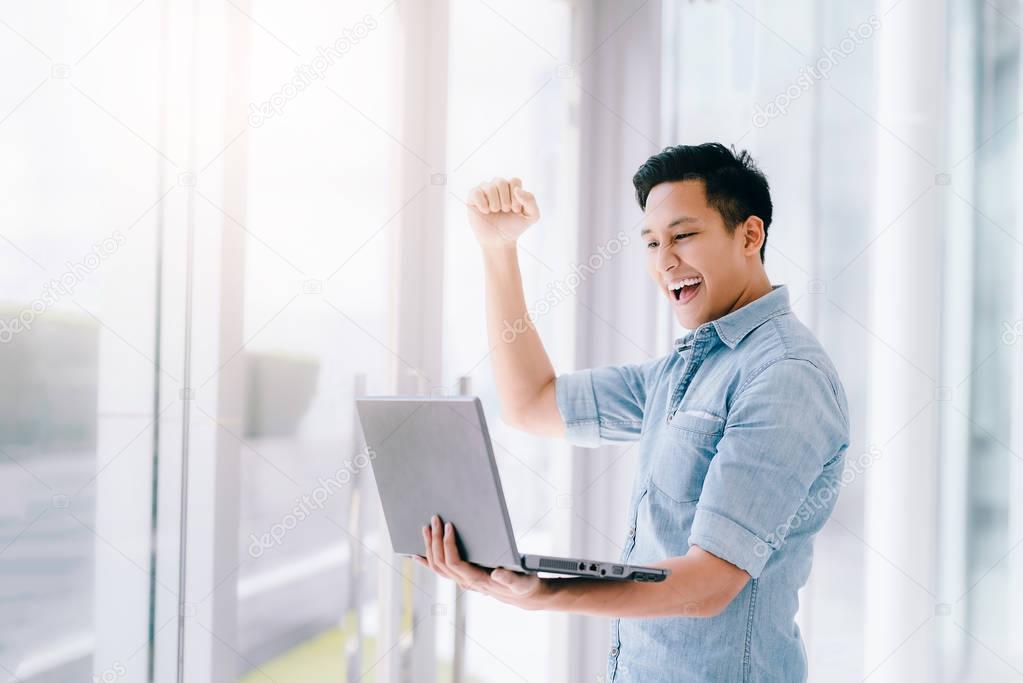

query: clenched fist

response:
[467,177,540,249]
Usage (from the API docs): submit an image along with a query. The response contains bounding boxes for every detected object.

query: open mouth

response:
[668,277,703,305]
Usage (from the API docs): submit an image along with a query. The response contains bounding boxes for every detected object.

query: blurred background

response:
[0,0,1020,682]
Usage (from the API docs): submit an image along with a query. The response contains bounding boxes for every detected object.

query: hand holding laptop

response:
[355,396,669,583]
[413,513,549,607]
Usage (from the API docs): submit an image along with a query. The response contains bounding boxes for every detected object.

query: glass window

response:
[225,2,401,679]
[943,1,1023,679]
[441,0,577,679]
[0,3,164,681]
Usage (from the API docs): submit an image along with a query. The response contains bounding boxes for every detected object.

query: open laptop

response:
[355,396,669,583]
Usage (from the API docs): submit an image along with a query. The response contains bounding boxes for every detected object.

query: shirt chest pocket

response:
[650,409,725,504]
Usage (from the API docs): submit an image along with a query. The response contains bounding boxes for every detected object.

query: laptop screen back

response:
[355,396,521,570]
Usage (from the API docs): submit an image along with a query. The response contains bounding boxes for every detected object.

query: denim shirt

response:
[554,284,850,682]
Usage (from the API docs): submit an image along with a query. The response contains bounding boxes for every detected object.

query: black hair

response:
[632,142,772,263]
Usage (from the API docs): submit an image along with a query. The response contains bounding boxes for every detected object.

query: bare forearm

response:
[540,550,750,618]
[480,244,559,430]
[544,573,682,618]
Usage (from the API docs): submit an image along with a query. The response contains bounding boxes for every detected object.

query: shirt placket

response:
[611,326,713,681]
[609,488,642,680]
[666,327,713,420]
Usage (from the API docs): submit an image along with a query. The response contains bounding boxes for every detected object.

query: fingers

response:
[420,516,505,596]
[468,186,490,214]
[441,522,492,590]
[430,516,448,575]
[430,519,490,591]
[467,178,529,215]
[441,522,462,570]
[509,177,523,213]
[483,183,501,212]
[423,520,454,580]
[493,177,512,212]
[514,186,539,221]
[422,524,441,574]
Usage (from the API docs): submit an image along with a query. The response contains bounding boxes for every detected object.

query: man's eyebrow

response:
[639,215,701,236]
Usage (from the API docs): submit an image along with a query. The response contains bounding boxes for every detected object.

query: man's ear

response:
[740,216,765,257]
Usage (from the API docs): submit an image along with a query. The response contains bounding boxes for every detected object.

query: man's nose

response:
[657,246,679,273]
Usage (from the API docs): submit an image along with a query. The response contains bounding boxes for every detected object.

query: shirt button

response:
[627,526,635,538]
[609,647,619,657]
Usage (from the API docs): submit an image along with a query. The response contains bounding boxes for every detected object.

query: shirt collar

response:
[673,284,791,353]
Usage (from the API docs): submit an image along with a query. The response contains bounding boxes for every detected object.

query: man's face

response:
[641,179,761,329]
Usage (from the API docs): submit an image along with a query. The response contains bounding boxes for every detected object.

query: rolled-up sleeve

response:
[688,357,849,578]
[554,357,667,448]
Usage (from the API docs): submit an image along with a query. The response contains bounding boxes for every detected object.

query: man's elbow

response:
[501,406,562,438]
[678,595,734,618]
[703,591,743,617]
[499,384,564,437]
[671,549,751,618]
[674,546,751,617]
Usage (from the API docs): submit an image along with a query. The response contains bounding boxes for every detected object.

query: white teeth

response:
[669,277,702,291]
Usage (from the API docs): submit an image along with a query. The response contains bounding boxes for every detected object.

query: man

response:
[415,143,851,682]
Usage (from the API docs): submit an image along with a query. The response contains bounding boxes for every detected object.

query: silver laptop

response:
[355,396,669,583]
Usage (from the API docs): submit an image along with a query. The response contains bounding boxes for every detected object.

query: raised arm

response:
[467,177,564,438]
